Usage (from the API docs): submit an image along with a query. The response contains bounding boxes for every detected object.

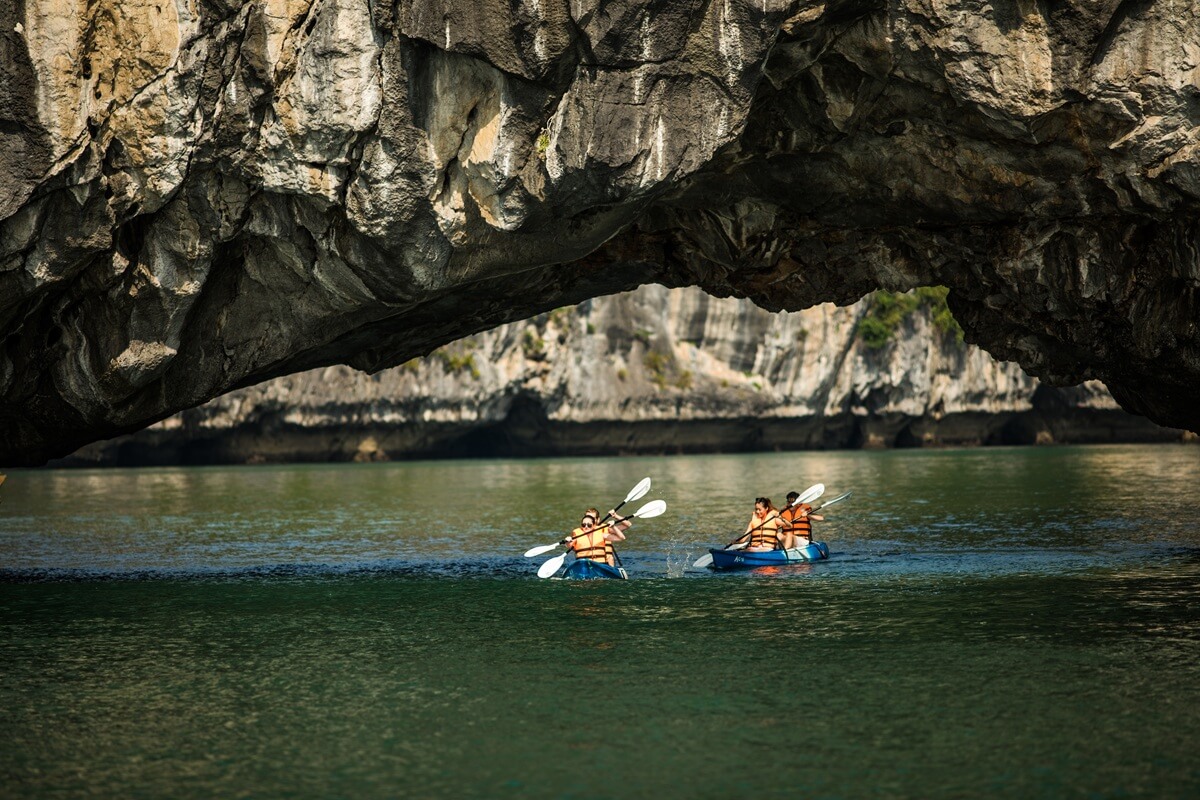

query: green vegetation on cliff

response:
[859,286,964,349]
[433,342,481,379]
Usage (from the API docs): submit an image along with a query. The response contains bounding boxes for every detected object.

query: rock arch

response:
[2,0,1199,465]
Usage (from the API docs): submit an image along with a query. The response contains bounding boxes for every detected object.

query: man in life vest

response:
[739,497,783,551]
[560,507,631,567]
[779,490,824,550]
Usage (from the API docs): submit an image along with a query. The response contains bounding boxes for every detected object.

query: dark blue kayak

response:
[562,558,628,580]
[708,541,829,570]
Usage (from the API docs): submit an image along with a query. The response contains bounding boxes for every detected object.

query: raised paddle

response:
[523,477,652,558]
[810,491,853,514]
[537,499,667,579]
[783,491,853,546]
[597,476,651,525]
[691,483,824,569]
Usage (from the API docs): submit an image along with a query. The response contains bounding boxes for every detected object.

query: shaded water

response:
[3,445,1200,797]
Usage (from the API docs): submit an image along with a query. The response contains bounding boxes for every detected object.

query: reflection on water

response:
[4,444,1200,579]
[3,446,1200,797]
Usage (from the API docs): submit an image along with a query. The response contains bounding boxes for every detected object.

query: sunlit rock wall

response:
[59,286,1179,465]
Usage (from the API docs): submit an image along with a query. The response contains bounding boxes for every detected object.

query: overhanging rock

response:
[2,0,1199,465]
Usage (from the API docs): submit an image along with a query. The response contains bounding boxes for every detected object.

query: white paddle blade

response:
[632,499,667,519]
[537,552,568,578]
[523,543,560,558]
[794,483,825,506]
[625,477,652,504]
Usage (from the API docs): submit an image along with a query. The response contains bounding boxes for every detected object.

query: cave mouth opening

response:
[39,282,1189,470]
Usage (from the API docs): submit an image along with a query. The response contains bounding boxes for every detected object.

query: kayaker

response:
[562,508,631,568]
[779,490,824,550]
[739,497,782,551]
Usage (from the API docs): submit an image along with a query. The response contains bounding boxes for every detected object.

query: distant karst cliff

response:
[3,1,1200,465]
[58,286,1180,465]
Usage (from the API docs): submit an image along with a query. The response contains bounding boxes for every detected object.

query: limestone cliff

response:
[3,1,1200,465]
[58,285,1179,465]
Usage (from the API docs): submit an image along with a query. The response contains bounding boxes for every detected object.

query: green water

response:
[3,445,1200,797]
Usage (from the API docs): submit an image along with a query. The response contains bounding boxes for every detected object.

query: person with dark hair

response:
[561,507,631,568]
[738,497,782,551]
[779,490,824,550]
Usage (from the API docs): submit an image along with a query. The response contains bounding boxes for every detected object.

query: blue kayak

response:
[708,541,829,570]
[562,558,628,580]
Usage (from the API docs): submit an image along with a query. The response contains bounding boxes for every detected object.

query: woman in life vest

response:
[561,507,631,567]
[740,497,783,551]
[779,490,824,550]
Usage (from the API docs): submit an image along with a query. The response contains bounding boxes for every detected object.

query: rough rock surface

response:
[3,0,1200,465]
[59,286,1181,465]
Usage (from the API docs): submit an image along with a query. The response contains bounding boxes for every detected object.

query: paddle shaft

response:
[811,491,851,512]
[723,512,782,549]
[562,515,628,544]
[597,477,651,526]
[781,494,849,541]
[597,504,623,526]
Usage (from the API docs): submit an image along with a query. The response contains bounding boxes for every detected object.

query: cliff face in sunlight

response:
[59,286,1181,465]
[4,0,1200,465]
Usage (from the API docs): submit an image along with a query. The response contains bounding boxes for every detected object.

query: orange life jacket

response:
[570,526,615,566]
[782,504,813,539]
[748,513,780,549]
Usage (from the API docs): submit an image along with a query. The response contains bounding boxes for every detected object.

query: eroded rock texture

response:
[59,286,1181,466]
[2,0,1199,465]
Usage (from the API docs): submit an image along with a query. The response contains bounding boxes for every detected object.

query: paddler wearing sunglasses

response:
[560,508,632,568]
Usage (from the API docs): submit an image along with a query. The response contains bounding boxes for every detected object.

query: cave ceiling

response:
[2,0,1199,465]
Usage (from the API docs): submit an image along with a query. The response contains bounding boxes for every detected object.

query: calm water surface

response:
[2,445,1199,797]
